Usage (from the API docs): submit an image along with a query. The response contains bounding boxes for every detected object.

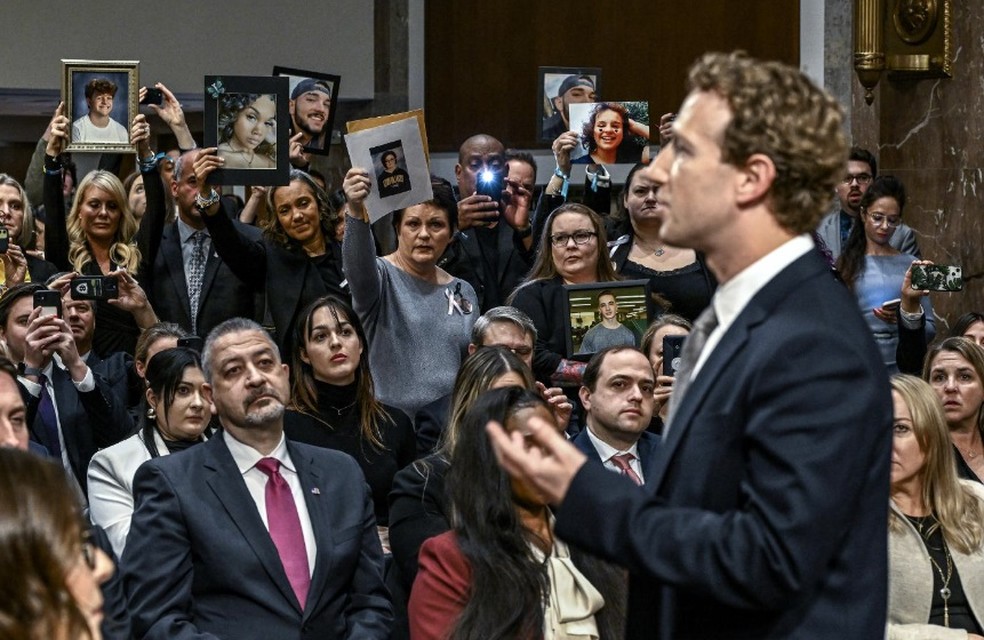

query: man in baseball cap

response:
[542,74,596,141]
[289,79,333,150]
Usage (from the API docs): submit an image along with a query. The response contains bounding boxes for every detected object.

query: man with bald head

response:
[442,134,535,311]
[142,148,263,337]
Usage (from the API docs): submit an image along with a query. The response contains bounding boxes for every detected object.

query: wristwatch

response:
[195,189,221,212]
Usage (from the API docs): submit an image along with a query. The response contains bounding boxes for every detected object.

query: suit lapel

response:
[288,441,333,619]
[161,225,192,322]
[203,436,300,611]
[50,367,84,478]
[648,250,827,491]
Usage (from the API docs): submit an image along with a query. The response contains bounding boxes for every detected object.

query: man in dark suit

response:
[0,283,132,494]
[122,318,391,639]
[571,346,658,483]
[140,149,263,338]
[440,136,535,310]
[489,52,892,639]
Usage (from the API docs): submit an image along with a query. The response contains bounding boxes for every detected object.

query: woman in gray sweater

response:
[342,169,478,419]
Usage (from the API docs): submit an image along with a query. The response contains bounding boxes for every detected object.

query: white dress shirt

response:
[693,234,814,378]
[585,425,645,484]
[223,430,317,576]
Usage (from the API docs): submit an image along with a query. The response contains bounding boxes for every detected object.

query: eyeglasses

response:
[866,212,901,228]
[549,230,597,248]
[841,173,873,185]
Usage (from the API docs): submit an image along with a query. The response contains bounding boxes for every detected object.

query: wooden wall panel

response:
[425,0,799,151]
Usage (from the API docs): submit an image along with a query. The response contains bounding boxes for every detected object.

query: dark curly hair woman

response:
[217,93,277,169]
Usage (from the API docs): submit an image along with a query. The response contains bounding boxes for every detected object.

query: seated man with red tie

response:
[571,346,659,484]
[121,318,391,640]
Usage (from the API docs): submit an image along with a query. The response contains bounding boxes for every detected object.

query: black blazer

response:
[25,352,134,493]
[202,202,348,357]
[555,249,893,639]
[122,433,392,640]
[439,221,533,312]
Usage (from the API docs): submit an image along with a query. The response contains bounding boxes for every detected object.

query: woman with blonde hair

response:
[43,103,158,355]
[924,337,984,483]
[888,374,984,637]
[0,448,113,640]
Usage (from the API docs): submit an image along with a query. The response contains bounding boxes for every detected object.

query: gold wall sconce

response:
[854,0,952,104]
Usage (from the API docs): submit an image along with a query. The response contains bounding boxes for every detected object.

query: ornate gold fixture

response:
[853,0,952,105]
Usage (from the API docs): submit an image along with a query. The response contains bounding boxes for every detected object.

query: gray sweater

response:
[343,215,478,419]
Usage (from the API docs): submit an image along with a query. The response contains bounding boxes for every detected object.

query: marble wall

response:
[847,2,982,331]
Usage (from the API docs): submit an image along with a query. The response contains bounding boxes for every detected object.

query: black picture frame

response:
[62,59,139,153]
[537,66,602,144]
[203,75,290,187]
[272,66,341,157]
[563,279,651,360]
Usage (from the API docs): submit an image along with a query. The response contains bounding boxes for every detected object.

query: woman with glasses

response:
[836,175,934,372]
[0,448,114,640]
[509,203,618,396]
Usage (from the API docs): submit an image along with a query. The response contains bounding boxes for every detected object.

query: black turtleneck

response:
[284,379,416,525]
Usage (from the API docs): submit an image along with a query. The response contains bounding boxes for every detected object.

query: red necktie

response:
[255,457,311,609]
[610,452,643,486]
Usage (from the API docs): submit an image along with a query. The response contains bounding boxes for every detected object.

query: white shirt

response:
[72,114,129,144]
[584,425,645,484]
[223,430,317,576]
[693,235,814,378]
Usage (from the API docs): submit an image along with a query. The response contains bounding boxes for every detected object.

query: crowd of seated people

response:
[0,70,980,640]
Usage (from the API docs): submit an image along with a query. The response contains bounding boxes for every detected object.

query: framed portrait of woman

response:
[272,66,341,157]
[62,59,139,153]
[203,75,290,186]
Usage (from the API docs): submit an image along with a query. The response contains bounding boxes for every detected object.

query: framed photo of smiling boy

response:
[568,100,650,166]
[203,75,290,186]
[62,59,139,153]
[272,66,341,156]
[344,115,432,222]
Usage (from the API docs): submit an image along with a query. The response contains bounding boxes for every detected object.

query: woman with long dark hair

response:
[284,295,415,547]
[216,93,277,169]
[888,375,984,637]
[195,158,347,358]
[836,175,934,371]
[607,163,715,321]
[0,448,113,640]
[87,347,212,556]
[409,387,625,640]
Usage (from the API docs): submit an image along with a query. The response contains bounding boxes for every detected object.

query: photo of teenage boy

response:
[72,78,129,144]
[289,78,333,151]
[376,149,411,198]
[578,290,636,354]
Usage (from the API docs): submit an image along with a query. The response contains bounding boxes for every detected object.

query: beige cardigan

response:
[888,481,984,639]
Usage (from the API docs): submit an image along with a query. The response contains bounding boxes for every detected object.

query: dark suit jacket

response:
[439,221,533,312]
[122,434,391,640]
[413,393,451,458]
[25,352,134,492]
[202,202,348,358]
[555,249,893,639]
[571,427,660,480]
[139,163,264,338]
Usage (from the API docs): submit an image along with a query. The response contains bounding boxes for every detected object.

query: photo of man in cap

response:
[541,73,597,141]
[288,78,333,151]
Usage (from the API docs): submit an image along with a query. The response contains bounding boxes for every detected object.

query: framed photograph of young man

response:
[203,75,290,187]
[563,279,651,360]
[538,66,601,143]
[62,59,138,153]
[272,66,341,156]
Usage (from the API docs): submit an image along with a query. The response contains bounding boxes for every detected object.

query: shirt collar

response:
[223,430,295,475]
[177,217,209,244]
[710,234,814,334]
[584,424,639,462]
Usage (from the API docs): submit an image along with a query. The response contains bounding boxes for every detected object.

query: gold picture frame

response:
[62,59,139,153]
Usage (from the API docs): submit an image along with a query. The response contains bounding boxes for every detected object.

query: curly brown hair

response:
[686,51,847,233]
